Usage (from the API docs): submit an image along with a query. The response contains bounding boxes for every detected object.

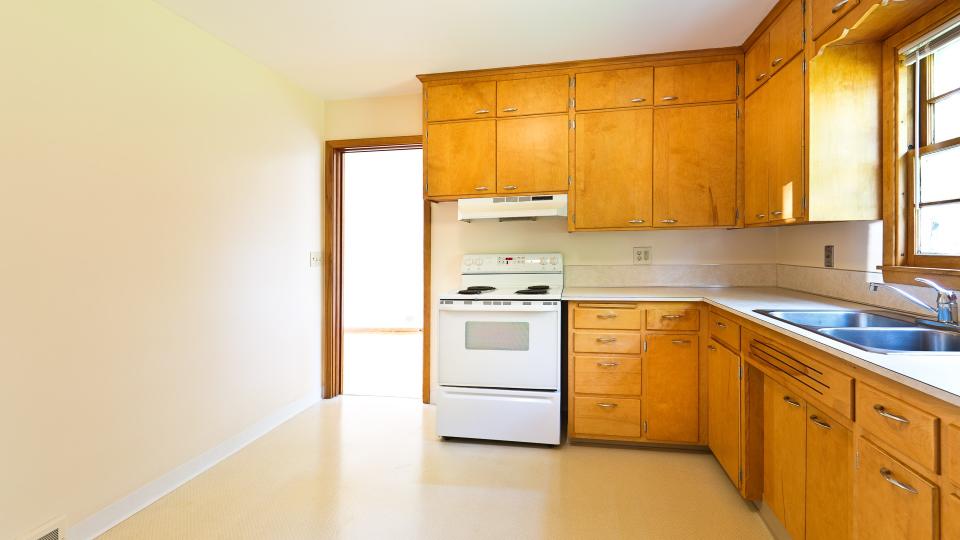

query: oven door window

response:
[464,321,530,351]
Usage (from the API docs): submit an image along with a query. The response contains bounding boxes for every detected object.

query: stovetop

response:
[442,285,563,301]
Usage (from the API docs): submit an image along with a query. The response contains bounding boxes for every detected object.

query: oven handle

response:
[439,303,560,313]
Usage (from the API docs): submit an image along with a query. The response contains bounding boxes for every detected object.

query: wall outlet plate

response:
[633,246,652,265]
[310,251,322,268]
[824,245,835,268]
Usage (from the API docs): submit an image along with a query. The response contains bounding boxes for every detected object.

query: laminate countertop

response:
[562,286,960,407]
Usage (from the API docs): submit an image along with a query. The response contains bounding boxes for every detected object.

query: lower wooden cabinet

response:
[644,334,699,443]
[855,437,938,539]
[944,491,960,540]
[573,396,643,438]
[707,339,741,487]
[763,377,807,540]
[805,405,852,540]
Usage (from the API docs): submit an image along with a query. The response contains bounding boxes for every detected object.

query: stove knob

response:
[549,257,558,265]
[476,259,484,266]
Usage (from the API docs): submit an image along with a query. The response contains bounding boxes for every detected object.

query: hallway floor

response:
[100,396,773,539]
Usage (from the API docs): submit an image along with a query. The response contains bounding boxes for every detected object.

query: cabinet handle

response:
[474,109,490,114]
[596,402,618,409]
[596,313,618,319]
[628,219,646,224]
[771,57,784,67]
[783,396,801,408]
[809,415,833,430]
[716,321,727,328]
[874,405,910,424]
[630,97,646,103]
[474,186,489,191]
[660,219,678,224]
[671,339,691,345]
[771,210,784,216]
[756,72,767,82]
[832,0,850,14]
[707,345,718,352]
[661,96,678,101]
[880,468,919,494]
[755,213,767,219]
[661,314,683,320]
[596,337,618,343]
[596,361,620,367]
[502,185,518,191]
[502,106,519,112]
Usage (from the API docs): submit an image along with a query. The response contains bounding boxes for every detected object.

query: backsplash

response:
[776,264,938,316]
[564,264,777,287]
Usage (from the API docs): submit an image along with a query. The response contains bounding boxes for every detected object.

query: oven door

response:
[438,301,560,390]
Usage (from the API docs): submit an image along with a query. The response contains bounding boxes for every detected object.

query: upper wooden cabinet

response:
[425,81,496,122]
[496,75,569,117]
[575,67,654,111]
[811,0,861,41]
[652,103,738,227]
[497,115,569,194]
[653,60,738,106]
[744,33,771,96]
[574,109,653,229]
[746,0,803,96]
[425,120,495,197]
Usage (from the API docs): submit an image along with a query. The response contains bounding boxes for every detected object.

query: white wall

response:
[776,221,883,271]
[1,1,323,537]
[324,94,423,140]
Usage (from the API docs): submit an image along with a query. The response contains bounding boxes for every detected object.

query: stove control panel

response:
[461,253,563,274]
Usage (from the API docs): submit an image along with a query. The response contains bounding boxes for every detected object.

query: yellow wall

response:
[324,94,423,140]
[0,1,324,537]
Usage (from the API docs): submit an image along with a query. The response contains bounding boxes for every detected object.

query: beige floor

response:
[100,396,773,540]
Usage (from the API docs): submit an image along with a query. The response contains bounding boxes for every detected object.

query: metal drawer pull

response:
[783,396,801,408]
[661,96,678,101]
[716,321,727,328]
[671,339,691,345]
[707,345,718,352]
[772,57,784,67]
[810,415,833,430]
[474,186,489,191]
[874,405,910,424]
[756,72,767,82]
[502,185,518,190]
[880,468,919,494]
[660,219,678,224]
[771,210,784,216]
[596,313,618,319]
[503,106,519,112]
[628,219,646,224]
[596,361,620,367]
[661,314,683,320]
[832,0,850,14]
[755,213,766,219]
[596,337,618,343]
[596,402,618,409]
[630,97,646,103]
[474,109,490,114]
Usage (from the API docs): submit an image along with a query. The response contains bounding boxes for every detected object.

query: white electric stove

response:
[436,253,563,445]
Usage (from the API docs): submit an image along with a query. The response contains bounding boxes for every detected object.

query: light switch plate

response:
[633,246,652,265]
[310,251,322,267]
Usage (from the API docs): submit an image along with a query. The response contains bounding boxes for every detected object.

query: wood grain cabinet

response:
[575,67,653,111]
[497,115,569,194]
[652,103,738,227]
[811,0,861,41]
[945,492,960,540]
[805,405,852,540]
[425,81,496,122]
[425,120,496,197]
[497,75,569,117]
[644,334,700,443]
[744,0,803,96]
[763,377,807,540]
[707,339,741,488]
[653,60,738,106]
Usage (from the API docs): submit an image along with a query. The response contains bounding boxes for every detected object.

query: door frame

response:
[323,136,428,402]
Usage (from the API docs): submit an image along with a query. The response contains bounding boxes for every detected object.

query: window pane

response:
[918,201,960,255]
[932,38,960,97]
[920,145,960,203]
[933,93,960,142]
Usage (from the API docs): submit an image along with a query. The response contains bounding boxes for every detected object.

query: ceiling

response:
[155,0,777,100]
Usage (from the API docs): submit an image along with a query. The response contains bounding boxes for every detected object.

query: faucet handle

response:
[915,278,957,298]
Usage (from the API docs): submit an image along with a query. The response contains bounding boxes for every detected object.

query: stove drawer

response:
[574,396,643,438]
[574,355,642,395]
[573,330,644,354]
[573,304,643,330]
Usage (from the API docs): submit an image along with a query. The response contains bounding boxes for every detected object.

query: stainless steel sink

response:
[818,327,960,354]
[755,310,915,329]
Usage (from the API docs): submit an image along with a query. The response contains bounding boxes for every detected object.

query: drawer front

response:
[811,0,861,40]
[497,75,569,117]
[653,60,738,106]
[426,81,497,122]
[574,396,642,438]
[646,309,699,331]
[709,311,741,351]
[856,383,939,472]
[573,306,643,330]
[574,356,642,396]
[575,67,654,111]
[573,331,644,354]
[855,438,937,540]
[947,424,960,486]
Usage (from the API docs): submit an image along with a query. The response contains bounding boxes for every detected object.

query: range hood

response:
[457,194,567,222]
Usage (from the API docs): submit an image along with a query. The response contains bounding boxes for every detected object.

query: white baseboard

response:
[69,391,321,540]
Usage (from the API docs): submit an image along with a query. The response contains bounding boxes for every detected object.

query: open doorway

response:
[322,136,427,402]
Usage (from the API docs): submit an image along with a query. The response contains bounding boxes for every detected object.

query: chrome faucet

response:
[869,278,959,327]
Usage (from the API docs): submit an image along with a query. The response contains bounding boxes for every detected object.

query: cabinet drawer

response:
[811,0,861,41]
[426,81,496,122]
[497,75,569,117]
[855,437,937,540]
[646,309,699,331]
[947,424,960,486]
[574,396,642,438]
[653,60,738,106]
[575,67,653,111]
[709,311,741,351]
[574,356,642,396]
[856,383,939,472]
[573,306,643,330]
[573,331,643,354]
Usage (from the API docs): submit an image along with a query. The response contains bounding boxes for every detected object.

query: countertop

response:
[562,286,960,407]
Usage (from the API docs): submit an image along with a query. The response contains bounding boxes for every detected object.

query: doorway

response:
[322,136,427,402]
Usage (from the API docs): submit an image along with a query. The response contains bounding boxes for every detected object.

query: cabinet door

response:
[806,405,852,540]
[575,67,654,111]
[944,492,960,540]
[644,335,699,443]
[744,33,771,96]
[497,75,569,117]
[855,438,937,540]
[744,79,770,225]
[811,0,862,40]
[768,0,804,77]
[768,57,805,222]
[574,109,653,229]
[497,115,568,194]
[654,60,738,106]
[425,81,496,122]
[763,377,806,540]
[652,104,737,227]
[707,340,741,487]
[425,120,496,197]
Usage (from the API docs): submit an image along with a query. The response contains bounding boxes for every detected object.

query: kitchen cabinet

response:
[496,75,569,117]
[744,33,770,97]
[497,115,569,194]
[573,109,653,229]
[707,339,741,488]
[855,437,938,539]
[574,396,643,438]
[763,377,806,540]
[575,67,653,111]
[425,120,496,197]
[856,382,939,472]
[425,81,496,122]
[945,492,960,540]
[805,405,852,540]
[652,103,737,227]
[644,334,699,443]
[745,0,803,96]
[811,0,861,40]
[574,356,642,396]
[653,60,738,106]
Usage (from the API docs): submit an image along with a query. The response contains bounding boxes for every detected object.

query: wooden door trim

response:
[323,136,426,401]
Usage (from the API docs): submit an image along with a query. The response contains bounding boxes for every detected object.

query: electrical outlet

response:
[633,246,652,265]
[824,245,835,268]
[310,251,322,268]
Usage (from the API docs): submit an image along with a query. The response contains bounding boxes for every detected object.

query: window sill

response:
[880,265,960,289]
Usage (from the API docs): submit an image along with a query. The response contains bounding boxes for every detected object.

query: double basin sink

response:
[754,309,960,354]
